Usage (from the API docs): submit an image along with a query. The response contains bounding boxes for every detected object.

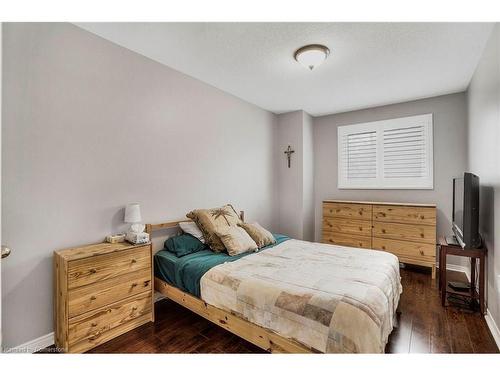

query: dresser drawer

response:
[67,245,150,289]
[323,202,372,220]
[373,205,436,225]
[373,222,436,244]
[70,313,151,353]
[68,268,152,318]
[68,291,152,346]
[323,217,372,237]
[322,231,372,249]
[372,237,436,261]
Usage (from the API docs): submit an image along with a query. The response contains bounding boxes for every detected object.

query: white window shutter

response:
[338,114,433,189]
[381,114,433,188]
[338,123,380,188]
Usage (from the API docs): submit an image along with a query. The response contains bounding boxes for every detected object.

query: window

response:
[338,114,433,189]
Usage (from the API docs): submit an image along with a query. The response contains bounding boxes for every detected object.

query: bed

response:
[147,217,402,353]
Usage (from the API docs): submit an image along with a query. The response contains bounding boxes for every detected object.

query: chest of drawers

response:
[54,242,154,353]
[322,200,437,278]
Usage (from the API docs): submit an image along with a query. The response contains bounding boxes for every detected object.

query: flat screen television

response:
[452,172,481,248]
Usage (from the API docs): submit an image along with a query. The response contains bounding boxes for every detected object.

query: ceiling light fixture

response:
[294,44,330,71]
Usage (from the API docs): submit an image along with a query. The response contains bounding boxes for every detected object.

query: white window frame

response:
[338,114,433,190]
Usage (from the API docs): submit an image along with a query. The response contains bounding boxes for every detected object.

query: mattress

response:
[200,239,402,353]
[154,234,290,297]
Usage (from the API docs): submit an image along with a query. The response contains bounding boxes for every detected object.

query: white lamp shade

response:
[294,44,330,71]
[124,203,142,223]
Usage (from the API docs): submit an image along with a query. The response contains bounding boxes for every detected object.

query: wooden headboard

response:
[146,211,245,253]
[145,219,192,236]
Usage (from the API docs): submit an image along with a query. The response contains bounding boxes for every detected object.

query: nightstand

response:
[54,241,154,353]
[439,237,486,314]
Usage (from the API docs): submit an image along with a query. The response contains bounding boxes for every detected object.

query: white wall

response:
[466,24,500,335]
[313,93,468,266]
[1,23,278,349]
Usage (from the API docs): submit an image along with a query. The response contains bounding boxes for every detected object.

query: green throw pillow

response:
[164,233,206,257]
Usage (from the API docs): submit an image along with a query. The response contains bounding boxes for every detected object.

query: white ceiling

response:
[76,22,494,116]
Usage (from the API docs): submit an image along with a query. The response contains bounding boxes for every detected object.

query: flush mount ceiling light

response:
[294,44,330,71]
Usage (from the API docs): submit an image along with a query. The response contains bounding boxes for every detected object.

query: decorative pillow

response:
[186,204,242,252]
[164,233,206,257]
[179,221,205,243]
[239,222,276,248]
[215,226,258,256]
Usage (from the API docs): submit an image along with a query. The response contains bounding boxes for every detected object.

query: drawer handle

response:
[382,246,386,250]
[420,250,424,256]
[359,227,363,231]
[381,213,386,217]
[88,332,102,341]
[131,259,137,264]
[89,268,97,274]
[382,229,386,233]
[358,210,363,215]
[131,282,138,287]
[132,306,138,311]
[90,296,96,301]
[91,322,98,327]
[420,233,424,238]
[144,280,150,287]
[420,215,425,219]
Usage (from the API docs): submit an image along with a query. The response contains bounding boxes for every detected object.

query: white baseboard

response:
[485,309,500,350]
[5,293,165,353]
[154,291,166,303]
[440,264,471,281]
[4,295,164,353]
[4,332,54,354]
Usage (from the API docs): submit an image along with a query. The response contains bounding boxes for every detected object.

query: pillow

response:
[239,222,276,248]
[164,233,206,257]
[179,221,205,243]
[186,204,242,252]
[215,226,258,256]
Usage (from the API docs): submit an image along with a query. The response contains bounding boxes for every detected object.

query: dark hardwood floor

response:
[386,267,498,353]
[52,267,500,354]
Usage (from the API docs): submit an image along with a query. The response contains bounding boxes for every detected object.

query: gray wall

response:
[276,111,303,239]
[0,23,3,349]
[313,93,468,266]
[302,112,314,241]
[275,110,314,241]
[1,23,278,348]
[467,24,500,334]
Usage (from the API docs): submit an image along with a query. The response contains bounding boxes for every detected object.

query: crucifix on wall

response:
[284,145,295,168]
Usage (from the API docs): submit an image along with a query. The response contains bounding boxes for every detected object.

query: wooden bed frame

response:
[145,213,316,354]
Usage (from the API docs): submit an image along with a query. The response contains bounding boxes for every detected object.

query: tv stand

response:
[445,235,460,246]
[439,237,486,314]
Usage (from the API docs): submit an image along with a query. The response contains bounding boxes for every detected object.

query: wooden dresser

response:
[54,242,154,353]
[322,200,437,278]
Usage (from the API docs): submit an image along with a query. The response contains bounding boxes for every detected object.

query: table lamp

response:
[124,203,149,244]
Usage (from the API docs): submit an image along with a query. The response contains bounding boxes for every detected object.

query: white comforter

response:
[200,239,402,353]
